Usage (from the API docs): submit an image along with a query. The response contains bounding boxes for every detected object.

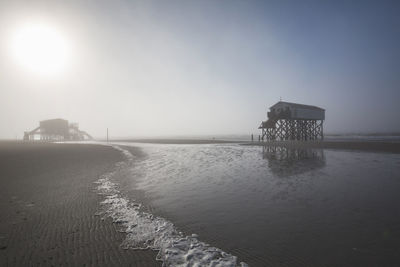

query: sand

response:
[0,142,159,266]
[113,138,400,153]
[1,139,398,266]
[114,139,242,144]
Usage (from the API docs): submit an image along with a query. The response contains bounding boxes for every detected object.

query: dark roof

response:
[40,118,68,123]
[270,101,325,111]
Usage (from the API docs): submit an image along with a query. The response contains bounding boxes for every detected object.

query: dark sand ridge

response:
[0,142,159,266]
[114,139,241,144]
[114,138,400,153]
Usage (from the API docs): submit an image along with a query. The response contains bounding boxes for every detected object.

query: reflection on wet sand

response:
[262,146,325,177]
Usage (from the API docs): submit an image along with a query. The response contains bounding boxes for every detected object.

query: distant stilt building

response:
[23,118,93,141]
[259,101,325,141]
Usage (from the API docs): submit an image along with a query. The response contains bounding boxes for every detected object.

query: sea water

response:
[96,142,400,266]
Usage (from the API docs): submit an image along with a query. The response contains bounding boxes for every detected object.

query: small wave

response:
[95,144,247,267]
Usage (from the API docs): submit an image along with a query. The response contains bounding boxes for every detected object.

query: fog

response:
[1,0,399,139]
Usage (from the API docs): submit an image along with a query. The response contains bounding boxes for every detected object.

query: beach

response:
[0,142,159,266]
[2,0,399,265]
[1,140,400,266]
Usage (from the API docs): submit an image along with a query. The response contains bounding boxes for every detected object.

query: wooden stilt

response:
[260,119,324,142]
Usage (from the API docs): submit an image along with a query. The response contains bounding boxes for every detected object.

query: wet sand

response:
[114,139,242,144]
[117,141,400,266]
[0,142,159,266]
[113,138,400,153]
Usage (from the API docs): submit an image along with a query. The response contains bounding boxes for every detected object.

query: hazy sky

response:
[0,0,399,139]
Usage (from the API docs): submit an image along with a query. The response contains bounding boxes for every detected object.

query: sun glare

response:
[10,22,69,76]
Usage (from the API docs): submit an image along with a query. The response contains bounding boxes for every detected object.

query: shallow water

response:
[107,143,400,266]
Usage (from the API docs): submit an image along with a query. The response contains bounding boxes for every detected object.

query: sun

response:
[10,22,69,76]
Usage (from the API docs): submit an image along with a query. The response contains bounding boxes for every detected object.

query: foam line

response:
[95,144,247,266]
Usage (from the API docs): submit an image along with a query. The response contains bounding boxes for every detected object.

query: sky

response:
[0,0,399,139]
